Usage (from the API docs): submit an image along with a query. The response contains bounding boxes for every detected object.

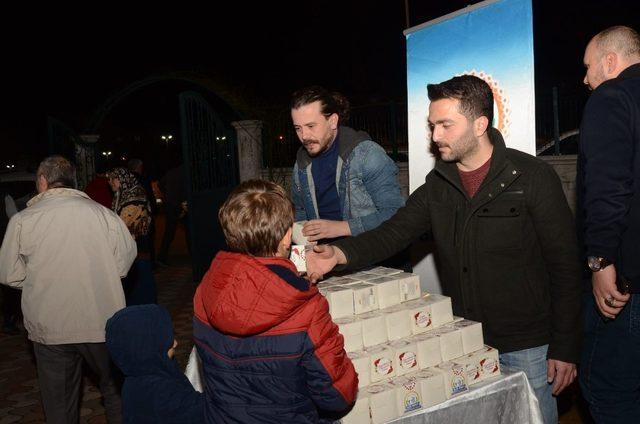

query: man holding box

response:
[307,75,582,424]
[290,86,405,243]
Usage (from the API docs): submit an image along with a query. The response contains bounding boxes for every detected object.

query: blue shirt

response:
[311,137,341,221]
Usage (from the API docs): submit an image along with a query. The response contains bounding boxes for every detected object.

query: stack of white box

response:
[316,267,501,424]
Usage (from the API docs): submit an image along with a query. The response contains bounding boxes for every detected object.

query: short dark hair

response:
[290,86,350,122]
[427,75,494,125]
[37,155,77,189]
[218,180,294,257]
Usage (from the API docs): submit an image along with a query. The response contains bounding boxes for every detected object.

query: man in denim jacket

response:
[291,86,405,242]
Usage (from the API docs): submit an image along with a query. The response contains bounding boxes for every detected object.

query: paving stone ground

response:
[0,258,196,424]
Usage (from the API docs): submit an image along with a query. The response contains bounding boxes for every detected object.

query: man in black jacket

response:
[577,25,640,423]
[308,75,581,424]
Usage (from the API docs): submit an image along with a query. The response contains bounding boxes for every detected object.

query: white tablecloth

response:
[185,347,542,424]
[389,371,543,424]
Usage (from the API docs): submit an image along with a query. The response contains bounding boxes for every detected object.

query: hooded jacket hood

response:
[106,304,179,377]
[194,251,317,337]
[295,125,371,168]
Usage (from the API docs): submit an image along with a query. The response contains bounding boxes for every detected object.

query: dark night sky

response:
[2,0,640,170]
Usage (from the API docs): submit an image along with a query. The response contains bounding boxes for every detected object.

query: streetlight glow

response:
[161,134,174,148]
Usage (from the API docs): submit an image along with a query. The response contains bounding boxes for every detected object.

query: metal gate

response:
[179,91,238,281]
[47,116,83,158]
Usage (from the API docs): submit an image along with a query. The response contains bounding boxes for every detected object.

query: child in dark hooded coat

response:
[106,304,204,423]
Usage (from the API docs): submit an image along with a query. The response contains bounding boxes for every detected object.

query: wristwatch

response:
[587,256,613,272]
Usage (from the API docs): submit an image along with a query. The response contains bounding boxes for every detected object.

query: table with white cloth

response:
[185,346,542,424]
[389,371,542,424]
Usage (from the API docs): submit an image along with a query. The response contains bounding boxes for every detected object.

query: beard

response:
[588,64,606,91]
[302,133,334,157]
[302,138,321,155]
[437,128,479,163]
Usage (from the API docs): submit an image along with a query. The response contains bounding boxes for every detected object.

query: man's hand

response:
[302,220,351,242]
[547,359,577,396]
[592,264,630,319]
[306,245,347,283]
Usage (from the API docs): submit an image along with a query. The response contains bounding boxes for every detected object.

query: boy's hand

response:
[306,245,346,283]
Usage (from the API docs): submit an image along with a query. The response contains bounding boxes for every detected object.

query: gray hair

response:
[37,155,77,189]
[595,26,640,59]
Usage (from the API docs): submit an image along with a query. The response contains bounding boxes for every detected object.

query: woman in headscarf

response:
[108,167,157,305]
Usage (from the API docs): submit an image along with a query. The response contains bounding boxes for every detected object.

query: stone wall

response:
[540,155,578,214]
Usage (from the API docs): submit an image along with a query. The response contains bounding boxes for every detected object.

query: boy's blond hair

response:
[219,180,294,256]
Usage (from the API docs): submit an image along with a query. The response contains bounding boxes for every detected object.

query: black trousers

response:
[1,286,21,329]
[158,206,190,262]
[33,342,122,424]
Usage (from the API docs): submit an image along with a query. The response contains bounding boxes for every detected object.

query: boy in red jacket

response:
[193,179,357,424]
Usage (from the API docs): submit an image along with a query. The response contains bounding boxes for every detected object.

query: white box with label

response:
[347,350,370,389]
[368,276,401,309]
[405,301,433,335]
[432,325,464,362]
[389,339,420,376]
[334,316,363,353]
[435,362,469,399]
[393,272,421,302]
[388,375,424,416]
[384,305,412,341]
[470,345,501,381]
[365,382,399,424]
[454,319,484,354]
[425,294,454,327]
[358,311,388,347]
[453,353,483,386]
[340,391,370,424]
[289,244,307,273]
[365,344,398,382]
[413,333,442,368]
[403,294,453,329]
[349,282,379,315]
[410,368,447,408]
[323,286,355,319]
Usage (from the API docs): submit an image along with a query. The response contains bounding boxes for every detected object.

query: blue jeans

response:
[500,345,556,424]
[580,292,640,423]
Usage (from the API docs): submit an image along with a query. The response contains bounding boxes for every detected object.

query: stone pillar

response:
[231,120,263,182]
[75,134,100,190]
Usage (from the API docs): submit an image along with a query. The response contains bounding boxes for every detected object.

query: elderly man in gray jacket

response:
[0,155,137,424]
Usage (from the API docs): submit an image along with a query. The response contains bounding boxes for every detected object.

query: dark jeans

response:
[158,205,189,262]
[122,259,157,306]
[33,342,122,424]
[1,286,21,331]
[580,292,640,423]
